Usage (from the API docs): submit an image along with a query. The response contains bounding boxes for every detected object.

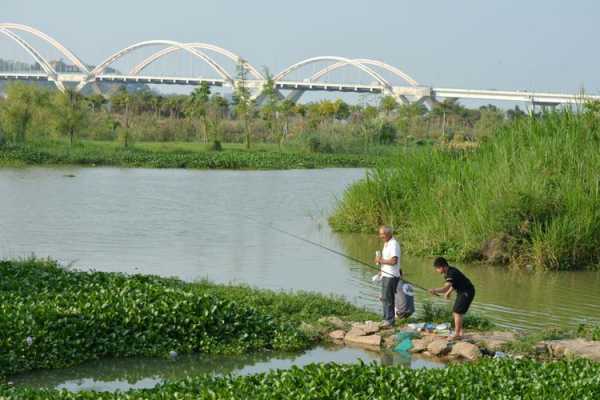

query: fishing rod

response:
[243,215,429,293]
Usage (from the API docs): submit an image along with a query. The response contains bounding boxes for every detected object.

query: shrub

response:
[209,140,223,152]
[307,136,321,153]
[374,121,397,144]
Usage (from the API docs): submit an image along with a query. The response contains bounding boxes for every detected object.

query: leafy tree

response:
[395,103,427,139]
[150,95,163,118]
[52,89,89,146]
[380,95,398,116]
[306,102,324,129]
[187,82,211,142]
[279,99,295,144]
[507,105,527,121]
[0,104,5,145]
[375,120,398,144]
[87,94,107,113]
[360,105,379,151]
[162,95,186,119]
[475,105,505,138]
[109,88,134,148]
[207,93,229,143]
[333,99,350,120]
[318,100,337,121]
[260,68,283,148]
[431,99,465,139]
[109,88,130,114]
[293,103,307,118]
[233,59,255,149]
[0,82,48,143]
[107,117,120,140]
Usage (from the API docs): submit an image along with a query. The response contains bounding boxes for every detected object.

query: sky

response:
[2,0,599,95]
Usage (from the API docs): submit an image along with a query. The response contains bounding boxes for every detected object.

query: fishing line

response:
[242,215,429,293]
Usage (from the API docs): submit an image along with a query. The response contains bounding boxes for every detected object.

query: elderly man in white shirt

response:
[375,225,401,327]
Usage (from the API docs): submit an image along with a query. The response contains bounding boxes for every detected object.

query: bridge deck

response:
[1,72,599,105]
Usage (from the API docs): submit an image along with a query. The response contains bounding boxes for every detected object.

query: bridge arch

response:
[309,59,418,87]
[80,40,234,91]
[0,27,66,91]
[274,56,393,92]
[0,23,89,74]
[129,43,263,80]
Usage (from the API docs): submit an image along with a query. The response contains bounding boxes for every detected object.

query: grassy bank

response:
[330,111,600,271]
[0,259,376,378]
[502,325,600,356]
[0,140,381,170]
[4,359,600,399]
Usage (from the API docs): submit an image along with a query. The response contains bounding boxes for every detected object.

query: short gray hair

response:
[379,225,393,235]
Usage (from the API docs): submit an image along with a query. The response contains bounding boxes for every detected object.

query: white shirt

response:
[381,237,401,278]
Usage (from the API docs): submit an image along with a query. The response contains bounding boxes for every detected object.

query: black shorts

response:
[453,289,475,314]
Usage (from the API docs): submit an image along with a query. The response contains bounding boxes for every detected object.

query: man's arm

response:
[429,282,452,296]
[443,286,454,299]
[377,256,398,266]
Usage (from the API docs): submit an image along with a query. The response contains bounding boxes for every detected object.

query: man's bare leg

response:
[453,312,464,339]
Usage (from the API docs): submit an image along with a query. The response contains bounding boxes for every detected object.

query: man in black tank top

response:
[428,257,475,339]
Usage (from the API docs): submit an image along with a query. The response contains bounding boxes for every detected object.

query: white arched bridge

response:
[1,23,599,106]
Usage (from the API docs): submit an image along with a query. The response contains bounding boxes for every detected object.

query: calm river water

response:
[1,167,599,331]
[3,166,600,391]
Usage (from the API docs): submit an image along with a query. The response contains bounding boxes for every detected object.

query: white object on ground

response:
[26,336,33,346]
[169,351,178,359]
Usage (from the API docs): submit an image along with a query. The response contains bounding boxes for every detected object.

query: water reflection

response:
[335,233,600,330]
[12,346,444,392]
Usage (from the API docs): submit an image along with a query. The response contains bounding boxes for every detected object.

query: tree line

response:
[0,73,534,154]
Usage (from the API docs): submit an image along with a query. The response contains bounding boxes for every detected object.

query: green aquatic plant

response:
[0,140,378,170]
[3,359,600,399]
[0,259,361,378]
[0,259,376,379]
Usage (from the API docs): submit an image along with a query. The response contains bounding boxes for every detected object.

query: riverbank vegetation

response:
[0,259,375,379]
[330,108,600,271]
[502,325,600,356]
[3,359,600,399]
[0,81,525,169]
[0,140,378,169]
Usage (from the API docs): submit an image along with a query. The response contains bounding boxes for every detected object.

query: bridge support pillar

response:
[285,89,305,103]
[252,88,285,106]
[416,96,438,110]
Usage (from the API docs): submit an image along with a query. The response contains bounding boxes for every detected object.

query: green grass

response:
[0,140,381,170]
[4,359,600,399]
[501,324,600,356]
[416,301,495,331]
[577,324,600,341]
[330,111,600,270]
[0,259,375,379]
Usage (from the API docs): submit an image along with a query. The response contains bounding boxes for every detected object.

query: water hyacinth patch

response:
[0,141,377,170]
[2,359,600,399]
[0,259,312,378]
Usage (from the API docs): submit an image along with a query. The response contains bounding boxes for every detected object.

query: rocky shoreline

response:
[315,317,600,363]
